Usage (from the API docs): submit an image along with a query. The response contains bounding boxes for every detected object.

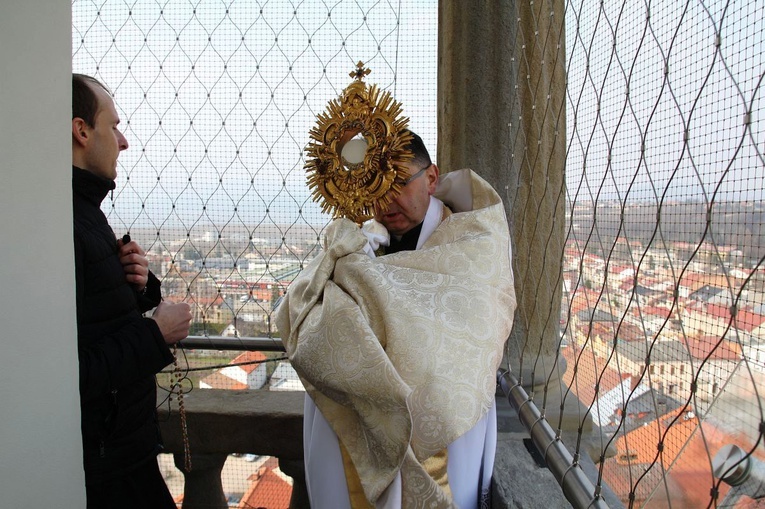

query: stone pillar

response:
[174,453,228,509]
[438,1,590,437]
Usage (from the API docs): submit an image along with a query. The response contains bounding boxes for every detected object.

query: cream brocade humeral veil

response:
[275,169,517,508]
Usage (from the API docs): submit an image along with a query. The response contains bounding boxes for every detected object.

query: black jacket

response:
[73,166,175,483]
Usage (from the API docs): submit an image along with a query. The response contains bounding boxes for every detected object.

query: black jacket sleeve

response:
[74,240,175,403]
[135,271,162,312]
[78,317,175,404]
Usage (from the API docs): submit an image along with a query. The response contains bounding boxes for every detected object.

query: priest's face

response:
[374,161,438,236]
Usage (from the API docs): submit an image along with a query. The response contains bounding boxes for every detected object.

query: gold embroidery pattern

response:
[277,171,516,508]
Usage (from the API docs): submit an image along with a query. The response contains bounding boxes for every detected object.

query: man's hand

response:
[117,238,149,292]
[151,301,192,345]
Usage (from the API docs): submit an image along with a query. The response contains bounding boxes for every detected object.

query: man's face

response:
[374,161,438,236]
[82,86,129,180]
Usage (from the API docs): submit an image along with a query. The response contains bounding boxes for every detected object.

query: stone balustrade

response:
[158,389,617,508]
[158,389,308,509]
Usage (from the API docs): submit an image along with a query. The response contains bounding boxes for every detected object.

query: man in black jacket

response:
[72,73,192,508]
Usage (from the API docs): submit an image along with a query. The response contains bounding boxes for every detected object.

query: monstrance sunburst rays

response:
[305,62,413,224]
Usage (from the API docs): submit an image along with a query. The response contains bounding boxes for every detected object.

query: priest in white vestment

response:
[275,132,516,508]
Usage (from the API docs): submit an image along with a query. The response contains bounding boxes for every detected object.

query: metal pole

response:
[178,335,286,352]
[498,370,610,509]
[713,443,765,508]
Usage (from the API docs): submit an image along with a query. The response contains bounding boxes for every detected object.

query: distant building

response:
[200,351,268,390]
[269,362,304,392]
[198,371,249,390]
[562,345,650,428]
[613,336,740,403]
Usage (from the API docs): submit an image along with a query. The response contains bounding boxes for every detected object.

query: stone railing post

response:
[173,453,228,509]
[158,390,305,508]
[279,458,310,509]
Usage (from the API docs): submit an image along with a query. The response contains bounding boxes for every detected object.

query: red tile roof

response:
[238,462,293,509]
[568,289,602,315]
[615,411,699,466]
[608,264,635,277]
[655,421,765,508]
[231,351,268,374]
[199,371,249,390]
[611,413,765,507]
[679,272,749,295]
[687,336,741,361]
[706,304,765,333]
[190,295,229,307]
[642,306,677,319]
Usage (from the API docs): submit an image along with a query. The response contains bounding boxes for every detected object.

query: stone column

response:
[438,1,591,438]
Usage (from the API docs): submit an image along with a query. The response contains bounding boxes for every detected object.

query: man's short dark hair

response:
[403,130,432,170]
[72,74,110,127]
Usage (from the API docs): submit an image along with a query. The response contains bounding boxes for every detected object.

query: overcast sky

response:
[72,0,438,233]
[72,0,763,237]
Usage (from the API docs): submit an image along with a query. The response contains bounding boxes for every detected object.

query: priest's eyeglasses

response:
[404,163,432,185]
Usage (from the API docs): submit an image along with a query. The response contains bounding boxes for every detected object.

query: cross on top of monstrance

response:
[349,61,372,81]
[304,62,414,224]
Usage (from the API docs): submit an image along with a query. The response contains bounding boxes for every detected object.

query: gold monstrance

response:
[305,62,413,224]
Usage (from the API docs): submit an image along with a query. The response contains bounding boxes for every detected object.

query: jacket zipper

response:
[100,389,119,458]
